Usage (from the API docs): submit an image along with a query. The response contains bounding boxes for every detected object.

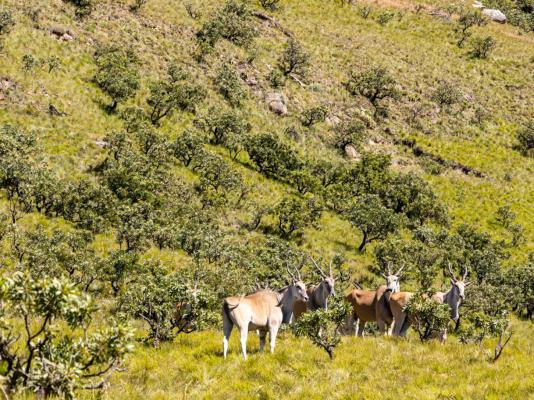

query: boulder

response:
[326,115,341,126]
[266,92,287,115]
[482,8,506,23]
[472,1,484,9]
[61,33,74,41]
[344,144,360,161]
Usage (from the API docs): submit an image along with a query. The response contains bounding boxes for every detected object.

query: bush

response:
[0,271,132,397]
[260,0,280,11]
[214,62,246,107]
[454,9,487,47]
[195,107,251,146]
[65,0,95,18]
[278,38,310,78]
[288,169,319,195]
[431,81,462,107]
[0,6,15,34]
[345,67,398,107]
[268,69,286,88]
[171,130,205,167]
[120,264,218,346]
[94,45,140,110]
[129,0,148,13]
[245,132,301,179]
[300,105,327,127]
[333,118,367,150]
[515,121,534,157]
[273,196,322,238]
[404,293,451,342]
[376,11,395,25]
[147,64,206,125]
[469,36,496,59]
[293,299,349,359]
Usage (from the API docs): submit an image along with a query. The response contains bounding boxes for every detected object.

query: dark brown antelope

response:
[293,256,336,320]
[222,265,308,359]
[345,263,404,336]
[391,263,469,342]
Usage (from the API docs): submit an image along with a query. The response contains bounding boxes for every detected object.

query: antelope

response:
[391,264,469,342]
[222,265,308,359]
[293,256,336,320]
[345,263,404,336]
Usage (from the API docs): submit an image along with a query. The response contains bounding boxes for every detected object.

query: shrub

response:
[469,36,496,59]
[129,0,148,13]
[376,11,395,25]
[300,105,327,127]
[268,69,286,88]
[260,0,280,11]
[431,81,462,107]
[0,6,15,34]
[279,38,310,78]
[22,54,39,72]
[293,299,349,359]
[171,130,205,167]
[245,132,301,178]
[65,0,95,18]
[0,271,133,396]
[515,121,534,157]
[195,107,250,146]
[214,62,246,107]
[94,45,140,110]
[333,118,367,150]
[358,5,372,18]
[345,67,398,106]
[273,196,322,238]
[288,169,319,195]
[454,9,487,48]
[120,265,218,346]
[404,293,451,342]
[147,64,206,124]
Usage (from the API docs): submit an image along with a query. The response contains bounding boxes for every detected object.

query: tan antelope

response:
[391,263,469,342]
[345,263,404,336]
[222,266,308,359]
[293,256,336,320]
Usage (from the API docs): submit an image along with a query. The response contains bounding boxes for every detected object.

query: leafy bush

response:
[171,129,205,167]
[431,81,462,107]
[300,105,327,127]
[333,118,367,151]
[454,9,487,48]
[245,132,301,179]
[129,0,148,13]
[469,36,496,59]
[147,64,206,124]
[195,107,251,146]
[515,121,534,157]
[345,67,398,107]
[94,45,140,110]
[288,169,319,195]
[279,38,310,78]
[0,272,132,397]
[0,6,15,34]
[404,293,451,342]
[273,196,322,238]
[376,11,395,25]
[120,264,218,346]
[459,311,509,345]
[65,0,95,18]
[214,62,246,107]
[505,258,534,319]
[268,69,286,88]
[293,299,349,359]
[260,0,280,11]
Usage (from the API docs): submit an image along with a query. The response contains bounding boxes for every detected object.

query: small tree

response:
[300,105,328,127]
[214,62,246,107]
[404,293,451,342]
[129,0,148,13]
[288,169,319,195]
[454,9,487,48]
[0,6,15,34]
[431,81,462,108]
[147,64,206,124]
[94,45,140,110]
[469,36,496,59]
[345,67,398,107]
[293,299,349,359]
[195,108,250,146]
[279,38,310,78]
[515,121,534,157]
[333,118,367,151]
[260,0,280,11]
[170,130,205,167]
[345,194,402,251]
[273,196,322,238]
[0,272,133,397]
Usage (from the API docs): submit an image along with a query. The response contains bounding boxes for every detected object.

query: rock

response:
[0,77,15,92]
[482,8,506,23]
[266,92,287,115]
[61,33,74,41]
[325,115,341,126]
[344,144,360,161]
[429,10,452,22]
[472,1,484,9]
[95,140,109,148]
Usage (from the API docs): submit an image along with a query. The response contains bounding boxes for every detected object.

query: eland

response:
[222,265,308,359]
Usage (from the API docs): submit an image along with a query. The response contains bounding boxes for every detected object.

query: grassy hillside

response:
[0,0,533,398]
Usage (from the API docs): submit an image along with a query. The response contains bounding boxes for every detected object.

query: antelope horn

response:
[387,262,392,276]
[353,279,362,289]
[295,265,302,281]
[286,261,296,281]
[462,265,468,281]
[329,259,334,278]
[396,264,405,277]
[309,255,326,278]
[447,261,457,281]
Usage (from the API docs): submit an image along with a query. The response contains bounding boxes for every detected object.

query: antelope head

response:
[309,255,336,298]
[447,262,469,301]
[381,262,404,293]
[286,262,308,302]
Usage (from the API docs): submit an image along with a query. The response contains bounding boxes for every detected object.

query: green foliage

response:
[345,67,398,107]
[147,64,206,125]
[404,293,451,342]
[120,264,218,346]
[300,105,327,127]
[279,38,310,78]
[454,9,487,48]
[293,299,349,359]
[0,6,15,35]
[268,69,286,88]
[260,0,280,11]
[170,129,205,167]
[333,118,367,151]
[94,44,140,110]
[214,62,246,107]
[245,132,301,179]
[273,196,322,238]
[469,36,496,59]
[0,271,133,397]
[22,53,39,72]
[359,5,372,18]
[129,0,148,13]
[505,257,534,319]
[376,11,395,25]
[44,55,62,73]
[431,81,462,108]
[65,0,95,18]
[495,205,524,246]
[515,121,534,157]
[344,194,402,251]
[459,311,509,345]
[288,169,319,195]
[196,107,251,146]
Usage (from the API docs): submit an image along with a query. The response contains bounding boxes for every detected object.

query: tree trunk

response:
[358,231,368,252]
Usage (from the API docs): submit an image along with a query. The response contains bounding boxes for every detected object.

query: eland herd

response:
[221,257,469,359]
